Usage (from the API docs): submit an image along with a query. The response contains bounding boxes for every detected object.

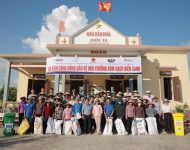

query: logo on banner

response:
[91,58,96,62]
[107,59,115,63]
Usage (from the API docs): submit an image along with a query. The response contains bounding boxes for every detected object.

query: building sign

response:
[73,20,126,45]
[160,71,172,76]
[91,50,107,54]
[46,57,142,75]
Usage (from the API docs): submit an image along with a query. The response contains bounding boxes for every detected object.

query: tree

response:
[0,86,17,101]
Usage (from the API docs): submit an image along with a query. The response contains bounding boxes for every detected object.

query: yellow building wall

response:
[143,52,190,107]
[17,72,29,101]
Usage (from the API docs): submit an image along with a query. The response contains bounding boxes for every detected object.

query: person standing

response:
[152,97,162,133]
[104,97,114,119]
[24,96,35,133]
[63,103,72,121]
[72,98,83,132]
[125,100,135,134]
[92,99,103,135]
[18,96,26,125]
[146,102,158,135]
[34,96,44,117]
[43,100,54,134]
[135,100,145,118]
[100,96,106,133]
[82,99,93,134]
[161,99,173,134]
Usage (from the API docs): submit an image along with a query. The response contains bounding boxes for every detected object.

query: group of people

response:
[17,87,174,135]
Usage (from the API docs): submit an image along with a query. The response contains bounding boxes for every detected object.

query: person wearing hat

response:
[28,89,37,100]
[146,102,158,135]
[63,92,71,105]
[146,102,157,117]
[124,87,132,97]
[135,100,145,118]
[43,99,55,134]
[72,97,83,132]
[115,94,125,120]
[63,102,72,121]
[152,97,162,133]
[125,100,135,134]
[106,90,111,97]
[34,96,44,118]
[48,93,54,103]
[54,102,64,134]
[24,96,35,133]
[18,96,27,125]
[82,98,93,134]
[104,97,114,120]
[143,91,154,103]
[92,98,103,135]
[161,99,173,134]
[57,91,63,101]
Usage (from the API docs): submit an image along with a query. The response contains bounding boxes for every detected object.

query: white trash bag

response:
[63,120,72,135]
[131,119,138,136]
[146,117,158,135]
[135,118,147,135]
[45,117,55,134]
[34,117,43,134]
[54,119,63,135]
[71,118,81,136]
[103,118,113,135]
[114,118,127,135]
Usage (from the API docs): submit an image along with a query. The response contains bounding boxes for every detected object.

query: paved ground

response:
[0,125,190,150]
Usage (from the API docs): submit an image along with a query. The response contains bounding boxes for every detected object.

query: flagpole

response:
[98,1,100,18]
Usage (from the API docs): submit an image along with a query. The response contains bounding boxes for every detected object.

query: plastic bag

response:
[72,118,81,136]
[34,117,43,134]
[54,119,63,135]
[103,118,113,135]
[45,117,55,134]
[131,119,138,136]
[135,118,147,135]
[146,117,158,135]
[17,118,30,135]
[114,118,127,135]
[63,120,72,135]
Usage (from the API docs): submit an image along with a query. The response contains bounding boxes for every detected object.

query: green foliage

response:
[175,103,189,113]
[0,86,17,101]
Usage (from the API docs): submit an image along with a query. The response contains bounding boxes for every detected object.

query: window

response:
[163,77,172,100]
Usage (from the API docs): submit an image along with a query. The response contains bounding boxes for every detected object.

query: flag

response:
[98,1,112,12]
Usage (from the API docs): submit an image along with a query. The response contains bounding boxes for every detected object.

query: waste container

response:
[173,113,184,136]
[3,113,15,136]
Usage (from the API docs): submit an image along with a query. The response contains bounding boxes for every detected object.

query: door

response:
[106,80,123,93]
[70,80,84,95]
[27,79,46,96]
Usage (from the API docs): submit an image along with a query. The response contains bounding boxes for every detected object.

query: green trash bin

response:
[3,113,15,136]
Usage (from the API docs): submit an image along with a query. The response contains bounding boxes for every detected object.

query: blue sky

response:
[0,0,190,87]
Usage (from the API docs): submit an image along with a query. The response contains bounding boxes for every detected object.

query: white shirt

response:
[161,104,173,113]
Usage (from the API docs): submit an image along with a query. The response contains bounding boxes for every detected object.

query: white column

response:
[137,74,143,96]
[3,61,11,104]
[62,74,65,94]
[54,52,60,95]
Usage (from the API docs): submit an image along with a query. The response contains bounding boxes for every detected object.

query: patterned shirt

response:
[54,107,63,120]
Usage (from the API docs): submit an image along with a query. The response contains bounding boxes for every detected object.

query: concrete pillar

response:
[137,74,143,96]
[61,74,65,94]
[54,52,60,95]
[129,75,133,92]
[3,61,11,104]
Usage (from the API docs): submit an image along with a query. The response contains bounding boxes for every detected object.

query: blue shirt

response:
[72,103,82,114]
[104,103,114,117]
[25,102,34,120]
[82,104,93,115]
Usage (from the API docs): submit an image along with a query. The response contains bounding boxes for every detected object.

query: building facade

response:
[1,18,190,107]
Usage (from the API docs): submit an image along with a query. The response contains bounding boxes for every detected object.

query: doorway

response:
[106,80,123,93]
[70,80,84,95]
[27,79,45,96]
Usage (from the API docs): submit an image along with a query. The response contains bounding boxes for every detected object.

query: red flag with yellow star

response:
[98,1,112,12]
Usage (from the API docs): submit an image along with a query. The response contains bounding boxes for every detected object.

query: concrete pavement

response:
[0,133,190,150]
